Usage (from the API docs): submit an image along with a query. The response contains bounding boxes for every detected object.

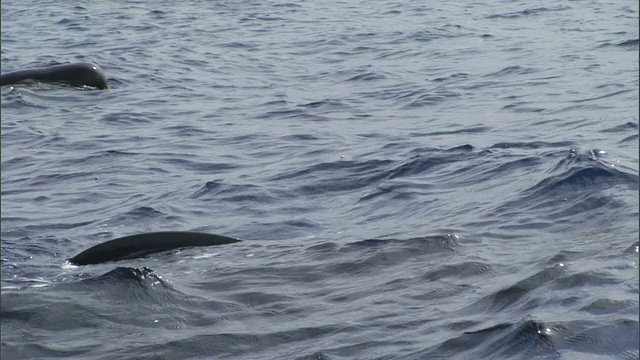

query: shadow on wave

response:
[493,148,639,225]
[414,317,639,360]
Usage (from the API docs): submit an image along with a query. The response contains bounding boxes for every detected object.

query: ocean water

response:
[1,0,638,359]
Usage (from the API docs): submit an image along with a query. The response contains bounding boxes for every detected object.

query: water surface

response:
[1,0,638,359]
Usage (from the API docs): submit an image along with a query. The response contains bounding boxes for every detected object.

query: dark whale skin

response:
[69,231,241,265]
[0,62,108,89]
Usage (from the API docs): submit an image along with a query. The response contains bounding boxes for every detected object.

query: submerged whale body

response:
[0,62,108,89]
[69,231,242,265]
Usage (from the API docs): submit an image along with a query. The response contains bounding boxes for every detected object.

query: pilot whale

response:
[0,62,108,89]
[69,231,242,266]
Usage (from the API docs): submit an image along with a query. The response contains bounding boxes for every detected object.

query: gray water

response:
[1,0,638,359]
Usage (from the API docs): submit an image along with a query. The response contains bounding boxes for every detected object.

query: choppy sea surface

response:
[1,1,638,359]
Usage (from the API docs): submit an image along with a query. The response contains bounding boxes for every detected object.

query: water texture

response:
[1,0,638,359]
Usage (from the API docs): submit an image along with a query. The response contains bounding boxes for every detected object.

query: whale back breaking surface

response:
[69,231,242,265]
[0,62,108,89]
